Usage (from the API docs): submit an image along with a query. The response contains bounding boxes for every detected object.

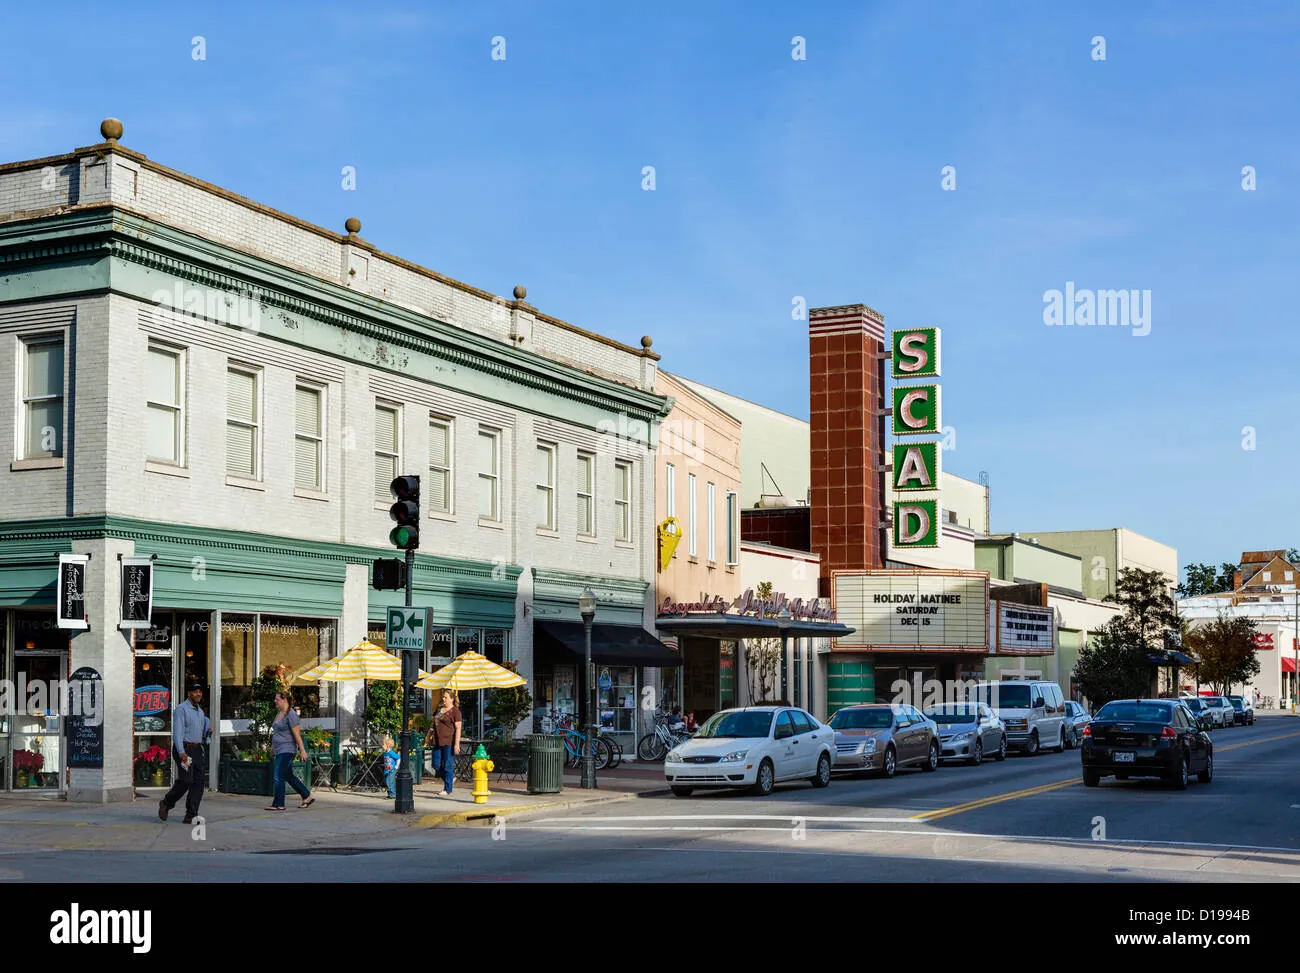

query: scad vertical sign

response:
[890,327,942,548]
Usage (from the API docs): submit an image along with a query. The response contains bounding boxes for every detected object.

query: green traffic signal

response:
[389,524,418,549]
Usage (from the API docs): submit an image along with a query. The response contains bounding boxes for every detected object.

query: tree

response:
[363,681,402,743]
[1288,548,1300,564]
[1072,618,1152,708]
[1184,614,1261,695]
[1176,562,1238,598]
[486,661,534,740]
[1105,567,1179,652]
[744,581,781,702]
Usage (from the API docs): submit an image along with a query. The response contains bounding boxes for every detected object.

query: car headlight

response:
[948,732,971,742]
[666,751,684,763]
[719,750,749,763]
[863,739,877,754]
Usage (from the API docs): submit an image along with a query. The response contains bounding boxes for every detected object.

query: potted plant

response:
[219,665,307,796]
[486,667,532,776]
[135,745,170,786]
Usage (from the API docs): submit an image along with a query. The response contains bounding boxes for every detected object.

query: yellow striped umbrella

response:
[294,640,432,683]
[413,652,525,691]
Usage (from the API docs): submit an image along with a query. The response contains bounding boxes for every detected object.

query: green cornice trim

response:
[0,209,673,431]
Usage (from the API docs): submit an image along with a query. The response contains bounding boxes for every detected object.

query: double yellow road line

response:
[912,729,1300,822]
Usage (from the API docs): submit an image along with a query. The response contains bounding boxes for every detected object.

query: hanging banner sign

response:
[119,556,155,630]
[57,554,89,630]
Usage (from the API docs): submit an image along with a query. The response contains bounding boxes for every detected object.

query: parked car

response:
[664,706,835,797]
[1180,697,1215,730]
[924,701,1006,764]
[1062,701,1092,749]
[1081,699,1213,789]
[829,703,940,778]
[969,680,1067,754]
[1226,696,1255,726]
[1205,697,1235,728]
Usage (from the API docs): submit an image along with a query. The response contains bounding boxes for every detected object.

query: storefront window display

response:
[220,614,256,720]
[220,613,335,722]
[596,665,637,754]
[133,648,173,787]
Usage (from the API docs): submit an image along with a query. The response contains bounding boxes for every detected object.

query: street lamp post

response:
[776,607,793,704]
[579,587,598,789]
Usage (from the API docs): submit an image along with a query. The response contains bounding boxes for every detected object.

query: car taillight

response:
[1161,726,1177,738]
[1081,725,1091,738]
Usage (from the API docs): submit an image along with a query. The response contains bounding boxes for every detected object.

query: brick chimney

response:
[808,303,887,596]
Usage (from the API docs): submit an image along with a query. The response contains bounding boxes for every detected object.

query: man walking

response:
[159,682,211,824]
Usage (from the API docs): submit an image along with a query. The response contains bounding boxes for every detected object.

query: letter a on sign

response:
[894,500,939,548]
[893,442,940,491]
[892,385,941,436]
[891,328,940,379]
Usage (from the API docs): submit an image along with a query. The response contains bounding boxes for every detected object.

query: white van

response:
[969,680,1066,755]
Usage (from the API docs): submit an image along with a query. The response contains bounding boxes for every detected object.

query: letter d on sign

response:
[894,500,938,548]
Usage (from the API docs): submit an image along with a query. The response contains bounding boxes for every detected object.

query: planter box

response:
[218,758,310,796]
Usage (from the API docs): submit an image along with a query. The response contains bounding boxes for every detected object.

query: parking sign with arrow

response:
[386,607,430,652]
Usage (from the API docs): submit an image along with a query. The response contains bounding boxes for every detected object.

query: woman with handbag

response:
[425,689,462,797]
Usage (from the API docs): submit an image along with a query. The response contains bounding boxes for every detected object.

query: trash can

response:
[527,734,563,794]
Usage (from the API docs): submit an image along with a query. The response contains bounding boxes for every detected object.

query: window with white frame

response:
[665,463,676,520]
[707,481,716,561]
[145,343,183,465]
[478,427,500,520]
[615,460,632,542]
[374,403,399,500]
[20,336,64,459]
[428,417,452,513]
[687,473,697,555]
[726,491,738,565]
[536,442,556,530]
[576,451,595,536]
[294,384,324,490]
[226,366,260,478]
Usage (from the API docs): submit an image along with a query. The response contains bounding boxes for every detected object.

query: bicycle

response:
[553,713,612,770]
[636,710,692,761]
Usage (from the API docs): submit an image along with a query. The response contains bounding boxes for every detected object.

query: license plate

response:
[1114,751,1136,763]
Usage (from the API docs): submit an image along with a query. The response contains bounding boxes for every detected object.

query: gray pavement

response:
[1,715,1296,881]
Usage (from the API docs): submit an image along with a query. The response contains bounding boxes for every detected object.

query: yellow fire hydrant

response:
[471,744,494,804]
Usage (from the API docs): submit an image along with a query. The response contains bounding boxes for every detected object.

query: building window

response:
[726,491,738,565]
[1287,572,1294,582]
[146,343,183,465]
[615,460,632,542]
[536,442,556,529]
[20,336,64,459]
[707,482,716,561]
[225,367,260,478]
[665,463,676,519]
[478,427,500,520]
[428,417,452,513]
[294,385,324,491]
[687,473,697,555]
[577,451,595,536]
[374,403,400,500]
[1263,572,1272,582]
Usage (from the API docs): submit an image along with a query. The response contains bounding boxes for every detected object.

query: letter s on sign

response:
[898,334,929,373]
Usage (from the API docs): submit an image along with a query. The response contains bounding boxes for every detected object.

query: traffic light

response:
[389,475,420,550]
[372,558,407,590]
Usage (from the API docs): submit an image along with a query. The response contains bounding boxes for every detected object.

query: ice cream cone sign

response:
[658,517,682,572]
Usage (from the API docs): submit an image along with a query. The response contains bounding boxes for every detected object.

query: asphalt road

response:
[3,716,1298,882]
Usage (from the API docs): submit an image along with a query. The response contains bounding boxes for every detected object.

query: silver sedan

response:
[924,702,1007,765]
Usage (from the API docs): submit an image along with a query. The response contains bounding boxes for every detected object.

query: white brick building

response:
[0,120,677,801]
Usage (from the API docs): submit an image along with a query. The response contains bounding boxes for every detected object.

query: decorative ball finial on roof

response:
[344,217,361,235]
[101,118,124,142]
[513,285,527,301]
[641,335,653,349]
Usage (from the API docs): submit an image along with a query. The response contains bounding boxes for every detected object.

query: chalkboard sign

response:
[406,686,426,716]
[67,667,104,769]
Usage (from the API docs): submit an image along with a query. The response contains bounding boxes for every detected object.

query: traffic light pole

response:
[394,547,416,814]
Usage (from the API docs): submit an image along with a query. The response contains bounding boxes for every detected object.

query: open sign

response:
[134,685,171,716]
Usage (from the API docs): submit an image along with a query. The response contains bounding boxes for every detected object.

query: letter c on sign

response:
[900,390,929,429]
[898,334,929,373]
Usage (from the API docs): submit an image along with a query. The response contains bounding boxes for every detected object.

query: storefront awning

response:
[534,621,683,667]
[655,614,855,641]
[1283,657,1297,674]
[1148,650,1195,666]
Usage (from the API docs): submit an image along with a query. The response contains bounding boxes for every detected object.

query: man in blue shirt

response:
[159,682,211,824]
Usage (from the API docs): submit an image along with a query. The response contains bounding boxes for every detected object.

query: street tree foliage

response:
[1105,568,1180,652]
[1072,618,1152,708]
[744,581,781,703]
[1183,614,1261,696]
[1177,562,1238,597]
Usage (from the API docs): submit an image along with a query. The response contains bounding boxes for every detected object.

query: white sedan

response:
[664,706,836,797]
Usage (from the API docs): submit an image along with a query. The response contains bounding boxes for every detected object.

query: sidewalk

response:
[0,767,667,855]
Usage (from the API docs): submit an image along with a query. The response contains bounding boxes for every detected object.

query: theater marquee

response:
[831,569,989,651]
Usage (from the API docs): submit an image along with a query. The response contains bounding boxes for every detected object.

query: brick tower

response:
[808,303,887,596]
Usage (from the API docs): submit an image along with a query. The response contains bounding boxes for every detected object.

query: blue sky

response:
[4,1,1299,577]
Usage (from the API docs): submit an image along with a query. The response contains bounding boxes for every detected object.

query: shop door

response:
[8,653,67,792]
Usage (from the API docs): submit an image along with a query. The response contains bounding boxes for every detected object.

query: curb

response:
[414,790,645,828]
